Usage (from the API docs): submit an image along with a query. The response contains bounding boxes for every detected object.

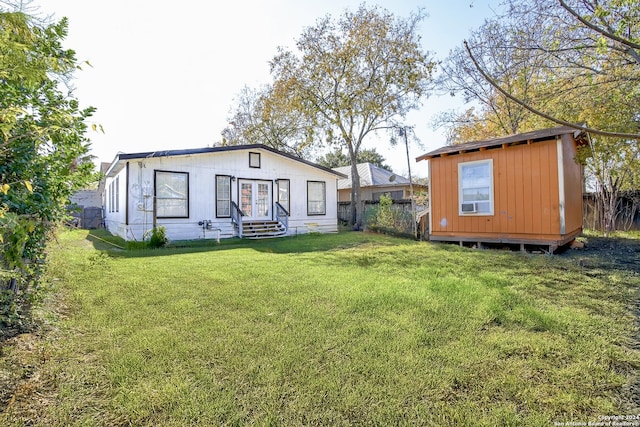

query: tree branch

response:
[463,41,640,140]
[558,0,640,63]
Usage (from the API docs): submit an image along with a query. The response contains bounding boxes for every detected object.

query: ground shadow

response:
[85,229,392,259]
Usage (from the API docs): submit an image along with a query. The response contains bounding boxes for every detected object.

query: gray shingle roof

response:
[333,163,410,190]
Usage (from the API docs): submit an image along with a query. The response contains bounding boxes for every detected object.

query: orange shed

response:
[416,126,587,252]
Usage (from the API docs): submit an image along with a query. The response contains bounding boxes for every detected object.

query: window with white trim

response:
[249,152,261,168]
[277,179,290,214]
[307,181,326,215]
[216,175,231,217]
[115,176,119,213]
[155,170,189,218]
[108,181,112,212]
[458,159,493,215]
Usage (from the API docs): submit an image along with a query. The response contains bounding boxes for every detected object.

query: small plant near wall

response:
[147,227,168,248]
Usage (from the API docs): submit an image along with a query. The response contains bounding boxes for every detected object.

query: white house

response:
[102,144,346,241]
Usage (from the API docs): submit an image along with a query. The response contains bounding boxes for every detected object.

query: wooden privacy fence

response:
[338,200,423,238]
[68,205,104,229]
[338,200,414,224]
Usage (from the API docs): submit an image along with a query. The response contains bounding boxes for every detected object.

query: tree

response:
[463,0,640,139]
[268,4,435,228]
[434,19,553,144]
[220,84,317,158]
[316,147,392,171]
[440,0,640,234]
[0,7,96,334]
[580,135,640,236]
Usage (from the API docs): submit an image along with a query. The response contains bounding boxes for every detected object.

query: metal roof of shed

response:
[416,126,586,161]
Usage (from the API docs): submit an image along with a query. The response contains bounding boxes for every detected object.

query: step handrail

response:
[231,201,244,238]
[275,202,289,232]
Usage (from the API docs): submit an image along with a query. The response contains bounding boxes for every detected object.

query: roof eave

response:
[103,144,347,178]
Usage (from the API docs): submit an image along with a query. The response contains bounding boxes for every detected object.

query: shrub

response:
[148,227,168,248]
[366,194,415,238]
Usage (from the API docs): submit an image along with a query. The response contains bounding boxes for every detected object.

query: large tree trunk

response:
[348,149,363,230]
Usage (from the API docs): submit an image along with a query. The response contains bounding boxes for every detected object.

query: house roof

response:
[416,126,587,161]
[333,162,411,190]
[104,144,347,178]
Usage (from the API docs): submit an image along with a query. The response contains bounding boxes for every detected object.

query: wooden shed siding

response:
[561,134,583,235]
[429,138,569,240]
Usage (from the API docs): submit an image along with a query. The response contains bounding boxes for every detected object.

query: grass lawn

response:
[1,229,639,426]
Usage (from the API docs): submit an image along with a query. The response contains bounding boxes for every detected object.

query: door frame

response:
[237,179,273,221]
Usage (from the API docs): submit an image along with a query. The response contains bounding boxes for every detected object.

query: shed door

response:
[239,180,272,220]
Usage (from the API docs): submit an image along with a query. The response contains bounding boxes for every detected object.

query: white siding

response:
[103,147,340,241]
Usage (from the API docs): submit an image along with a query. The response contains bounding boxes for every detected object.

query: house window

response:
[115,176,119,213]
[458,159,493,215]
[108,180,117,213]
[249,152,261,168]
[307,181,326,215]
[277,179,290,214]
[155,170,189,218]
[216,175,231,217]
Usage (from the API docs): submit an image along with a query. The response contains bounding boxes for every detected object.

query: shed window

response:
[155,171,189,218]
[307,181,326,215]
[458,159,493,215]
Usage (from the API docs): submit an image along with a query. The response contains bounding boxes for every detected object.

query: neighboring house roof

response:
[333,162,411,190]
[103,144,347,178]
[416,126,587,161]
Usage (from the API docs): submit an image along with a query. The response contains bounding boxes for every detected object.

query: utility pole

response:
[399,127,417,238]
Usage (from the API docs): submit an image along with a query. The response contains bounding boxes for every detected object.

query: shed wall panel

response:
[429,138,576,241]
[562,134,584,234]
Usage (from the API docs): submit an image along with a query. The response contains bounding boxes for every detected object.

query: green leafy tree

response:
[434,16,555,144]
[0,8,96,334]
[268,4,435,228]
[463,0,640,139]
[220,84,317,158]
[440,0,640,234]
[316,147,392,171]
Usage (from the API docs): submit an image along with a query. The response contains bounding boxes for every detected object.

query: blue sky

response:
[38,1,501,177]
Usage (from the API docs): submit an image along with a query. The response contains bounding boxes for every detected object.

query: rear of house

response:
[417,126,586,252]
[102,144,345,241]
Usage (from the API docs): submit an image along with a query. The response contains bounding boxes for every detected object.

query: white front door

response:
[239,180,272,220]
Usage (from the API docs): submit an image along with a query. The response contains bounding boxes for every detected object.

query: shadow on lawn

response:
[84,229,395,258]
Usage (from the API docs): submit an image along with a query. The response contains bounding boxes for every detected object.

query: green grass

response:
[2,229,639,426]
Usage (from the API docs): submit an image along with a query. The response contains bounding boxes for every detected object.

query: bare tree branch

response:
[463,40,640,139]
[559,0,640,58]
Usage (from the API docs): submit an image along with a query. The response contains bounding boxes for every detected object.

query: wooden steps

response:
[242,220,287,239]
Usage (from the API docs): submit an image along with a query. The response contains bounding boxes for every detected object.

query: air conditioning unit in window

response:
[461,202,477,213]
